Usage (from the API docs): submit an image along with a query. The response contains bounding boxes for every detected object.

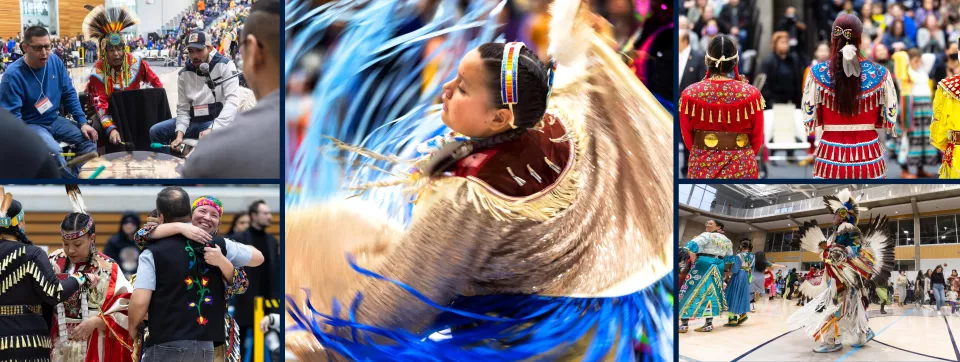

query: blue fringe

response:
[288,255,674,362]
[286,0,505,223]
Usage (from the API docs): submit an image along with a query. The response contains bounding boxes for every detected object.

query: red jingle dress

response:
[802,59,899,179]
[679,78,765,179]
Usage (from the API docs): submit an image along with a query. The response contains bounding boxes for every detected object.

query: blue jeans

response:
[27,117,97,178]
[142,340,214,362]
[934,284,945,312]
[149,118,213,155]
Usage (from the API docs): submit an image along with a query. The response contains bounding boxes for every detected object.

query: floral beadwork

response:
[687,148,759,179]
[184,242,212,325]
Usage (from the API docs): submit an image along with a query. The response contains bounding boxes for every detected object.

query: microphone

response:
[198,63,215,90]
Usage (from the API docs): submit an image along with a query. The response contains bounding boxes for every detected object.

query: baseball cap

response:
[186,31,211,49]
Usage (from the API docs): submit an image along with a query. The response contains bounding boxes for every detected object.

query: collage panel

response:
[284,0,674,361]
[0,0,285,361]
[0,0,281,180]
[0,184,281,361]
[678,0,958,180]
[678,183,960,361]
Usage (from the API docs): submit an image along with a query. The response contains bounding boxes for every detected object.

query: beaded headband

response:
[192,196,223,216]
[501,42,524,129]
[0,209,23,228]
[833,26,853,40]
[61,217,94,240]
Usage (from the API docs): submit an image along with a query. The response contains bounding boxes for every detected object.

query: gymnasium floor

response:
[680,297,960,362]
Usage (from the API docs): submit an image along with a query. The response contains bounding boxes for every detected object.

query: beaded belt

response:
[823,124,876,131]
[693,130,751,150]
[0,304,41,316]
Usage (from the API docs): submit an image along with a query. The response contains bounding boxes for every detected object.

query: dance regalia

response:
[0,241,83,362]
[48,251,133,362]
[0,190,83,362]
[788,189,895,349]
[931,74,960,178]
[801,60,900,179]
[82,5,161,137]
[679,78,765,179]
[798,268,825,299]
[679,232,733,319]
[285,1,674,360]
[85,53,163,135]
[725,251,754,315]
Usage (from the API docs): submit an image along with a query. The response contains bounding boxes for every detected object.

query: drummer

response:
[84,5,164,149]
[0,26,97,178]
[149,30,241,156]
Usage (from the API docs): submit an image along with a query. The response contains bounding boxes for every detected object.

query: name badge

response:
[194,104,210,116]
[35,96,52,114]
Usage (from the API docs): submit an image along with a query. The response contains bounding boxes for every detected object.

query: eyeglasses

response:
[27,44,52,52]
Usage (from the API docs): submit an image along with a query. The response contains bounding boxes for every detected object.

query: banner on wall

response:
[20,0,57,35]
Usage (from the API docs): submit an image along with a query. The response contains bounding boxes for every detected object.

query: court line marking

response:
[945,316,960,362]
[730,328,800,362]
[871,339,954,361]
[836,308,915,362]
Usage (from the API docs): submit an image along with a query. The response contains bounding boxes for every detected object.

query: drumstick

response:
[64,152,99,168]
[87,165,106,179]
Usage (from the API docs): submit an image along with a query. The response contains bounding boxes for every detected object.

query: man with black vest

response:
[128,187,263,361]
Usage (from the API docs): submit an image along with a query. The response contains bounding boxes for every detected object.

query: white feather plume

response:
[797,220,827,253]
[65,185,88,215]
[837,188,852,204]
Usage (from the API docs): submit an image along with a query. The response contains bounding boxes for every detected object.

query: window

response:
[689,186,705,210]
[699,187,717,210]
[900,220,915,246]
[773,232,784,252]
[886,219,900,246]
[765,232,775,252]
[782,232,796,252]
[938,215,958,244]
[679,184,692,205]
[920,217,938,245]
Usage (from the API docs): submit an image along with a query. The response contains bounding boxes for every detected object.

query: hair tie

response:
[705,53,739,67]
[833,26,853,40]
[501,42,525,129]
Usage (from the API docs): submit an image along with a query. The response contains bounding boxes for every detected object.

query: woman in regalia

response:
[788,189,895,353]
[931,44,960,178]
[0,188,91,362]
[679,34,764,179]
[678,220,733,333]
[284,0,673,360]
[724,240,754,326]
[801,14,900,179]
[49,186,134,362]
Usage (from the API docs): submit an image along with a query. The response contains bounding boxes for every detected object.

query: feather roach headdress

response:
[83,5,139,50]
[823,188,864,225]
